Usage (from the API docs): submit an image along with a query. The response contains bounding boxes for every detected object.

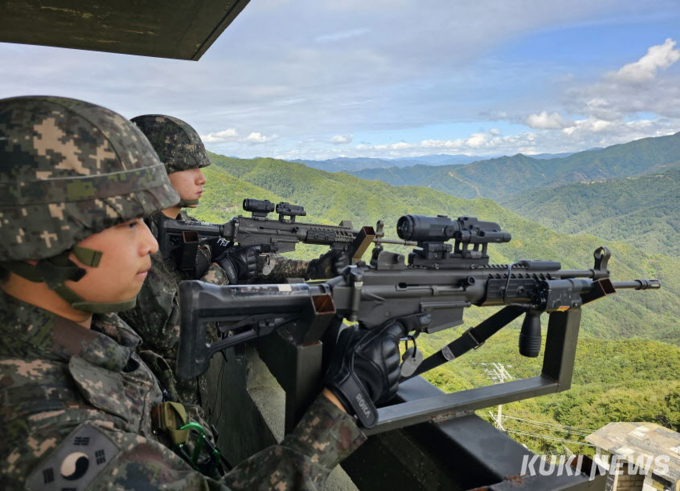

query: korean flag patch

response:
[27,424,120,491]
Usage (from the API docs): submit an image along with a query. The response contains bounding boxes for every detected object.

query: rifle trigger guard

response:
[465,328,484,349]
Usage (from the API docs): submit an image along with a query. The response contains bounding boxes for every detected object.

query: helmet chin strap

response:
[1,247,137,314]
[178,199,200,207]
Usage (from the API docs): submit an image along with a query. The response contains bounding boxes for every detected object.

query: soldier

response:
[130,114,343,283]
[0,95,409,489]
[120,114,344,405]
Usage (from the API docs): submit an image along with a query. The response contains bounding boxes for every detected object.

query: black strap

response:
[402,305,526,380]
[336,372,378,429]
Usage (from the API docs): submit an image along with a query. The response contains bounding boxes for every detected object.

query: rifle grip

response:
[519,310,542,357]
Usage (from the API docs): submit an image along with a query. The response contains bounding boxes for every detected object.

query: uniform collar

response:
[0,290,141,372]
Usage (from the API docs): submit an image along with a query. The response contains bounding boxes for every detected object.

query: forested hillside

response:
[347,132,680,200]
[193,151,680,455]
[501,166,680,257]
[425,327,680,455]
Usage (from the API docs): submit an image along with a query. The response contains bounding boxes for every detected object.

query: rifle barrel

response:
[612,279,661,290]
[375,238,418,247]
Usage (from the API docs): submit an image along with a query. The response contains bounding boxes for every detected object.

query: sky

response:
[2,0,680,160]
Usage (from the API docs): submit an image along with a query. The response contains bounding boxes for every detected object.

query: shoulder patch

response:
[26,424,120,491]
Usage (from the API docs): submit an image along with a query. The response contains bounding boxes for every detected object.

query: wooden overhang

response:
[0,0,251,60]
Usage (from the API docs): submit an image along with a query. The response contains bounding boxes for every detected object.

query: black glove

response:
[205,237,232,259]
[324,313,431,428]
[307,249,350,280]
[214,245,260,284]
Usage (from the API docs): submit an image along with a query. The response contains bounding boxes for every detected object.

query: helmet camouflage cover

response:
[0,96,180,262]
[131,115,211,174]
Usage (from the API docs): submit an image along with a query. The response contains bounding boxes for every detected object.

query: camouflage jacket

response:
[119,210,228,405]
[120,210,309,405]
[0,291,365,490]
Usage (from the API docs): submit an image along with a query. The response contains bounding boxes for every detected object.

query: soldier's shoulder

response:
[0,354,87,423]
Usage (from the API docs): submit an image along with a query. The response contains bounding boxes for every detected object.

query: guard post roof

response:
[0,0,250,60]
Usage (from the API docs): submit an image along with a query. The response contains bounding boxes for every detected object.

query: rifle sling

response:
[403,305,526,380]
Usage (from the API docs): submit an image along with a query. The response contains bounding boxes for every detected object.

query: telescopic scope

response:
[397,215,510,244]
[243,199,275,214]
[397,215,459,242]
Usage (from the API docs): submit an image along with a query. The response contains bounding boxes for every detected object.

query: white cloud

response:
[490,128,501,136]
[562,117,613,135]
[201,128,277,145]
[371,142,414,150]
[526,111,573,129]
[613,38,680,82]
[388,142,412,150]
[355,142,410,151]
[315,28,371,43]
[421,138,464,149]
[563,39,680,122]
[246,132,276,143]
[331,134,352,144]
[357,130,539,156]
[466,133,488,148]
[201,128,239,143]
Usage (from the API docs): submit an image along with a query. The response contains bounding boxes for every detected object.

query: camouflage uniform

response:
[256,252,310,283]
[119,208,230,405]
[0,291,365,490]
[0,96,365,489]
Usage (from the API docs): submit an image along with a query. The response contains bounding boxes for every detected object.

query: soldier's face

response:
[168,168,207,207]
[67,219,158,305]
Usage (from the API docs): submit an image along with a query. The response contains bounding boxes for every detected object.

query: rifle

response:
[176,214,660,431]
[159,198,415,272]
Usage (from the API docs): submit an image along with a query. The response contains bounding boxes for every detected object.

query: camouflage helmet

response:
[131,115,211,174]
[0,96,180,262]
[0,96,180,313]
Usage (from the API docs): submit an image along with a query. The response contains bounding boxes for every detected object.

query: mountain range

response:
[293,154,482,172]
[293,150,580,173]
[345,132,680,199]
[502,164,680,257]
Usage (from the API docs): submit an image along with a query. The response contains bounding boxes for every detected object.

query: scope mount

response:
[409,238,490,269]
